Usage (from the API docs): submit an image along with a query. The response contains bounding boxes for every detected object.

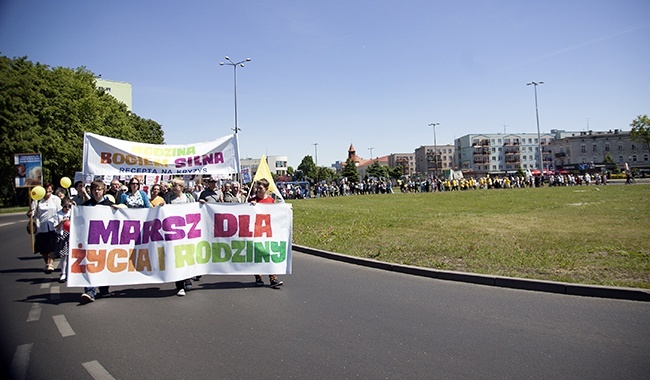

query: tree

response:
[297,155,317,181]
[0,55,164,206]
[317,166,336,182]
[341,158,359,183]
[389,165,404,180]
[630,114,650,145]
[366,160,389,179]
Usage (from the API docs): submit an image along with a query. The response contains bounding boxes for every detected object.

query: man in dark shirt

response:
[199,177,222,204]
[80,180,115,304]
[105,178,123,204]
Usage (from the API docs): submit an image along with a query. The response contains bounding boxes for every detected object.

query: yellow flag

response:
[251,155,284,202]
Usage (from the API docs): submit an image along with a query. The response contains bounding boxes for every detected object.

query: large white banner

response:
[82,132,240,176]
[68,203,292,287]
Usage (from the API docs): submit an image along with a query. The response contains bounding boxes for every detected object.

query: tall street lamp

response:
[527,81,544,172]
[312,143,318,166]
[368,147,374,160]
[428,123,439,178]
[220,56,251,134]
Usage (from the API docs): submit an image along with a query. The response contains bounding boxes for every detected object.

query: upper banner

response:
[82,132,240,176]
[68,202,292,287]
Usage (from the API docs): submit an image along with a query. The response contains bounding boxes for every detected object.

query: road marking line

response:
[50,285,61,300]
[27,303,42,322]
[40,282,50,289]
[0,222,17,227]
[82,360,116,380]
[10,343,33,380]
[52,315,75,337]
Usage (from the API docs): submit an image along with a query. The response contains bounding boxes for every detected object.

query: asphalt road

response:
[1,212,649,379]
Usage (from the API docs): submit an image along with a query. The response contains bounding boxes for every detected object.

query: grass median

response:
[290,185,650,289]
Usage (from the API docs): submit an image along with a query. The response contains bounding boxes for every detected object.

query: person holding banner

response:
[27,183,62,274]
[250,178,284,288]
[164,178,197,296]
[120,178,151,208]
[198,177,222,204]
[80,180,116,304]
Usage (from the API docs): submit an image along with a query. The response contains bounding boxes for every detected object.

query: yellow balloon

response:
[31,186,46,201]
[60,177,72,189]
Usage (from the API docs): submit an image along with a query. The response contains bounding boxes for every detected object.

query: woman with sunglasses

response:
[120,178,151,208]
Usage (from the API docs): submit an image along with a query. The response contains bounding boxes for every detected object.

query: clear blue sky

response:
[1,1,648,168]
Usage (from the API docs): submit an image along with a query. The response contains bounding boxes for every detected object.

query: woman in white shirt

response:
[27,182,61,274]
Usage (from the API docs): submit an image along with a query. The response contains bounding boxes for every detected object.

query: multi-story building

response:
[455,133,555,174]
[414,144,455,177]
[240,155,288,178]
[95,78,133,111]
[387,153,415,176]
[550,129,650,172]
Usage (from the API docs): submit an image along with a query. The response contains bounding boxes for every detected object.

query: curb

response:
[292,244,650,302]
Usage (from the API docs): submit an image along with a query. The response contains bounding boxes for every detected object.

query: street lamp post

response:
[312,143,318,166]
[368,147,374,160]
[428,123,439,178]
[220,56,251,134]
[527,81,544,173]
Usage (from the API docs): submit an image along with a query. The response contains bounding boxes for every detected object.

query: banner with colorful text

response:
[82,132,240,176]
[67,202,292,287]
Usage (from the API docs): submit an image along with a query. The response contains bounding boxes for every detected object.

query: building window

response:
[618,145,623,151]
[632,155,637,162]
[581,145,586,153]
[592,145,597,152]
[605,144,610,151]
[631,144,637,150]
[644,154,648,162]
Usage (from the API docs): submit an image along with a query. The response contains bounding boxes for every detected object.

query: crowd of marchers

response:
[27,177,284,305]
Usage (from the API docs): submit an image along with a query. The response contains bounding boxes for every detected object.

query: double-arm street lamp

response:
[428,123,440,178]
[527,81,544,172]
[220,56,251,134]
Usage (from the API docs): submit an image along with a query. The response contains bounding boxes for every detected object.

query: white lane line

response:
[10,343,33,380]
[82,360,116,380]
[50,285,61,300]
[26,303,42,322]
[40,282,51,289]
[0,222,17,227]
[52,315,75,337]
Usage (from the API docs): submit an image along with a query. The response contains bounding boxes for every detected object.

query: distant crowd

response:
[280,172,617,198]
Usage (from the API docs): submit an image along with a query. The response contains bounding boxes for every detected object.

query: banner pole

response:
[28,186,35,253]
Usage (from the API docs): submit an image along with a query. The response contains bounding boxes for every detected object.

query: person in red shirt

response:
[249,179,283,288]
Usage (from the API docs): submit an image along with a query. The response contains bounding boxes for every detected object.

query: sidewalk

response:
[293,244,650,302]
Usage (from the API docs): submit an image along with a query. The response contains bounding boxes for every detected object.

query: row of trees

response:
[292,155,404,184]
[0,55,165,206]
